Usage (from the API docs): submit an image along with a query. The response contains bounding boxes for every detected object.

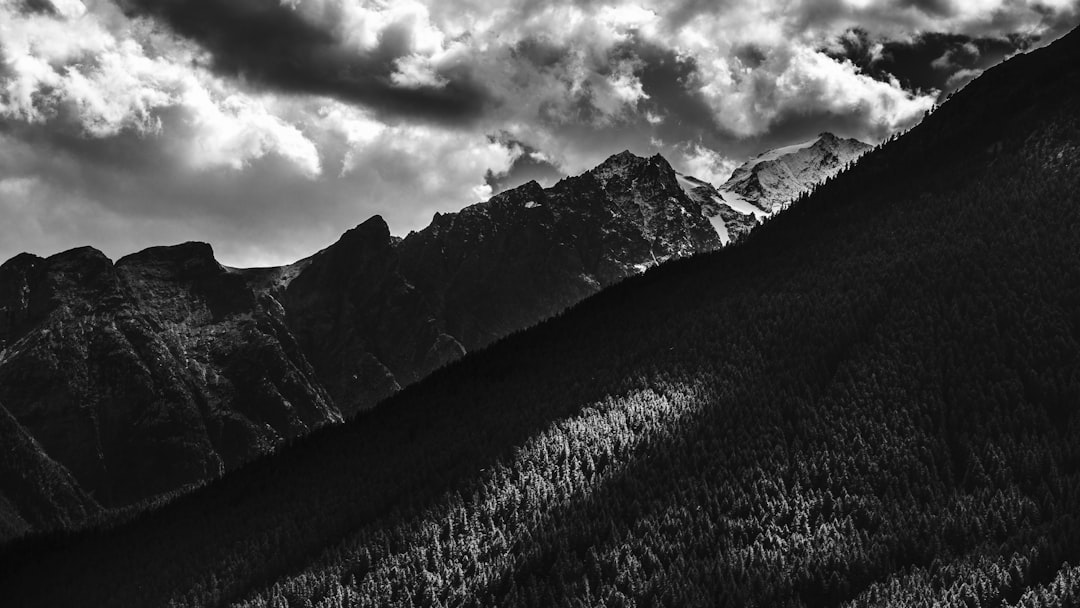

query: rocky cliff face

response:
[0,243,338,530]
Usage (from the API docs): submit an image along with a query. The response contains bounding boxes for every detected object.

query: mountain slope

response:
[281,151,721,415]
[3,24,1079,608]
[0,401,101,540]
[0,243,339,526]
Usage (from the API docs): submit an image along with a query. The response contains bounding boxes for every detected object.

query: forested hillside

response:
[2,25,1080,608]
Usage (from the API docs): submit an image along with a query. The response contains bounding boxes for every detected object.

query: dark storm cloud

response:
[826,29,1038,97]
[506,32,724,141]
[0,109,175,174]
[19,0,58,15]
[660,0,734,29]
[511,37,568,70]
[1026,2,1080,41]
[753,108,879,152]
[507,31,744,169]
[894,0,952,17]
[116,0,493,124]
[484,137,564,194]
[733,44,767,69]
[622,37,726,141]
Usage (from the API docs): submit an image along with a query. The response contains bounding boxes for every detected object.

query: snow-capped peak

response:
[718,132,871,214]
[589,150,646,187]
[675,133,870,246]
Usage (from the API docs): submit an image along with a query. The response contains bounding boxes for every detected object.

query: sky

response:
[1,0,1077,267]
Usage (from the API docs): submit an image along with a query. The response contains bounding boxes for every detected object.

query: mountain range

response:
[0,131,867,539]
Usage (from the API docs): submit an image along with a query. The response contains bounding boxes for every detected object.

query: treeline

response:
[2,26,1080,608]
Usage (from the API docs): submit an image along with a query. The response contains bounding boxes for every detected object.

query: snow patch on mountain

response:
[739,138,819,170]
[717,190,768,219]
[706,209,731,245]
[675,171,756,244]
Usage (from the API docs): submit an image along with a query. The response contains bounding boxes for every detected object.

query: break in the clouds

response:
[1,0,1078,267]
[484,136,566,194]
[824,29,1040,95]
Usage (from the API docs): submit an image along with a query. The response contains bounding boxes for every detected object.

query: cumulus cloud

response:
[317,101,517,207]
[678,143,740,185]
[0,0,1077,267]
[0,1,322,174]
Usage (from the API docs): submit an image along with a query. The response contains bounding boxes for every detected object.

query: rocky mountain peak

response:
[495,179,545,203]
[314,215,395,262]
[354,214,391,236]
[118,241,215,262]
[29,247,121,321]
[589,150,646,185]
[116,242,222,279]
[589,150,678,187]
[811,132,869,159]
[588,151,684,207]
[45,246,113,278]
[0,252,43,272]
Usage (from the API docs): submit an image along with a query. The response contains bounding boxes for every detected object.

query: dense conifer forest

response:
[2,25,1080,608]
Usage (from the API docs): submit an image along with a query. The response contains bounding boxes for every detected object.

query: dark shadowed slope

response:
[0,243,339,531]
[3,27,1080,607]
[0,402,101,539]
